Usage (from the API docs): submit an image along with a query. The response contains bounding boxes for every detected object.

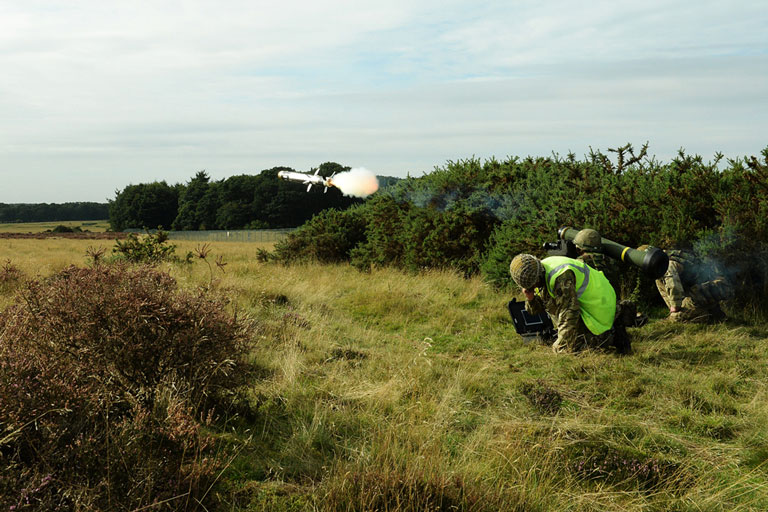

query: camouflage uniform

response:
[573,229,621,294]
[656,250,733,323]
[576,230,646,328]
[578,251,621,294]
[524,269,614,353]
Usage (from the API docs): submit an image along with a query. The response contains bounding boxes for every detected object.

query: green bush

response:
[0,264,251,510]
[112,229,177,263]
[270,145,768,304]
[50,224,82,233]
[273,207,367,264]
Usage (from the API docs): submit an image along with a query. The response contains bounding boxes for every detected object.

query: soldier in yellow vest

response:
[509,253,631,354]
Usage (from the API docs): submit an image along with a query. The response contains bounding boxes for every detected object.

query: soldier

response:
[573,228,620,292]
[509,253,631,354]
[573,228,648,327]
[653,248,733,323]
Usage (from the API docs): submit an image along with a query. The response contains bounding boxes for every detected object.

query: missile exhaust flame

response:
[331,167,379,198]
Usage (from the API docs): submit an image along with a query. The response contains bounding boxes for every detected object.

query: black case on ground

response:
[507,299,556,343]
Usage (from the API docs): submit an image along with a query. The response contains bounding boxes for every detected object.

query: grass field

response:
[1,237,767,510]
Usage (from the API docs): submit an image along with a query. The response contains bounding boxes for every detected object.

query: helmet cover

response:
[509,253,543,289]
[573,229,602,252]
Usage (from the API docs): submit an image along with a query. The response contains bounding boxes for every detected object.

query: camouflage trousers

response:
[551,301,634,354]
[656,278,732,323]
[551,322,613,353]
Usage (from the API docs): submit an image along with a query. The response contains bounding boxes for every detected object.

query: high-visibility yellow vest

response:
[540,256,616,335]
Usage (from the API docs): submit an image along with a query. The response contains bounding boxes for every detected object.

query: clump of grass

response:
[322,468,484,511]
[566,441,685,491]
[520,380,563,415]
[327,347,368,362]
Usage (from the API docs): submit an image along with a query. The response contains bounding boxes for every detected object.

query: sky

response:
[1,0,766,203]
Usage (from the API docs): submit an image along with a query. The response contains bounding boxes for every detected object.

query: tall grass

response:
[1,239,767,510]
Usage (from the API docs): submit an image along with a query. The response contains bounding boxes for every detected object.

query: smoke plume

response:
[330,167,379,198]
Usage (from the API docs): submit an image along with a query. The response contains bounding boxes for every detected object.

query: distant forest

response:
[0,202,109,223]
[108,162,401,231]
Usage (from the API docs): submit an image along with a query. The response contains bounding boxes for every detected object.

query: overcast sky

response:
[1,0,766,203]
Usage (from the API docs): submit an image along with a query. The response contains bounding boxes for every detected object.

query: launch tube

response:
[558,226,669,279]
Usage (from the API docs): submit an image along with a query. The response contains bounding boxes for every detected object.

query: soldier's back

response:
[579,252,620,290]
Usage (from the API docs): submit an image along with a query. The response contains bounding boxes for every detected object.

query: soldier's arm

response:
[525,293,546,315]
[550,270,581,350]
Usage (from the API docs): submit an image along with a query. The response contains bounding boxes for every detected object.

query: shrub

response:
[350,197,496,276]
[112,229,177,263]
[269,146,768,306]
[0,260,24,294]
[50,224,82,233]
[0,264,251,510]
[273,207,367,264]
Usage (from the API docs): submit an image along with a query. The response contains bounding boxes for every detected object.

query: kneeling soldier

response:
[510,253,631,354]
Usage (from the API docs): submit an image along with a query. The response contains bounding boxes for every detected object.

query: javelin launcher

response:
[277,169,336,193]
[556,226,669,279]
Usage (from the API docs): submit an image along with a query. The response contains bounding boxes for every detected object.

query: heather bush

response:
[566,441,684,491]
[520,380,563,415]
[0,264,252,510]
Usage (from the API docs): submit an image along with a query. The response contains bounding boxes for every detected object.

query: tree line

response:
[108,162,399,231]
[0,202,109,223]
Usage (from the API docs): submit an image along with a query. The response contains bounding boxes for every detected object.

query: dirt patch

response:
[0,232,129,240]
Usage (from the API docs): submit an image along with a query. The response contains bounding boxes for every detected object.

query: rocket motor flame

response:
[328,167,379,198]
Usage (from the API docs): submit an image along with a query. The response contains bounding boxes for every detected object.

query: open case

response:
[507,298,556,343]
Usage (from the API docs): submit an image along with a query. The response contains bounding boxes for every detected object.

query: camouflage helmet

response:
[573,229,602,252]
[509,254,543,289]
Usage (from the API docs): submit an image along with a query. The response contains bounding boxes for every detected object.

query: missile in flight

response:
[277,169,335,193]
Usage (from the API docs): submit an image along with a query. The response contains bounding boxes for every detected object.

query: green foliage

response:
[172,170,223,230]
[0,264,251,510]
[0,202,108,223]
[112,229,178,263]
[108,181,179,231]
[273,207,367,264]
[271,145,768,305]
[49,224,83,233]
[111,164,372,231]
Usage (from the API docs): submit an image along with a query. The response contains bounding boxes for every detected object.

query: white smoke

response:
[330,167,379,198]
